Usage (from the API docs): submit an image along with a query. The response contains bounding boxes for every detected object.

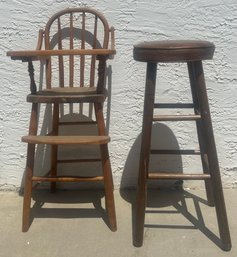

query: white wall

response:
[0,0,237,190]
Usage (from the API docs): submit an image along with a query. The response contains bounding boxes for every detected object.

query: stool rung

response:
[154,103,194,109]
[148,172,211,180]
[150,149,201,155]
[32,176,104,182]
[22,135,110,145]
[153,114,201,121]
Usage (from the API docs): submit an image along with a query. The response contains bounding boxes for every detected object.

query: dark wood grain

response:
[134,40,215,62]
[134,62,157,247]
[133,39,231,251]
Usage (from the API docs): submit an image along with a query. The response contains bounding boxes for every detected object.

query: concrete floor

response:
[0,188,236,257]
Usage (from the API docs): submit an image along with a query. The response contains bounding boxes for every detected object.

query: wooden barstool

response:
[133,40,231,251]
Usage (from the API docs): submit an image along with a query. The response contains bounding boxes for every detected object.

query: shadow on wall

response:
[19,65,113,192]
[120,122,183,202]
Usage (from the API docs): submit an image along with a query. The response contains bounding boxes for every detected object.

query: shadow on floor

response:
[28,189,110,229]
[121,188,223,249]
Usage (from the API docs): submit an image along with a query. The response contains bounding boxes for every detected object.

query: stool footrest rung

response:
[22,135,110,145]
[148,172,211,180]
[150,149,201,155]
[153,114,201,121]
[154,103,194,109]
[32,176,104,182]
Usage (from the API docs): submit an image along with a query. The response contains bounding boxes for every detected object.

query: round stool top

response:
[133,40,215,62]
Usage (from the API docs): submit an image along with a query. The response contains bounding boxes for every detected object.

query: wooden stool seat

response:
[133,40,231,251]
[133,40,215,62]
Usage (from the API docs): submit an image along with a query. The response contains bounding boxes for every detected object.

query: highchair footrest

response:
[22,135,110,145]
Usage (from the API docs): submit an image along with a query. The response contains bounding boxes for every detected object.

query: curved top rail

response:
[45,7,110,49]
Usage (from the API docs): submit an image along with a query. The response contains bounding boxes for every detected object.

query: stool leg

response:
[188,62,214,206]
[94,102,117,231]
[50,103,59,193]
[134,62,157,247]
[193,61,231,251]
[22,103,38,232]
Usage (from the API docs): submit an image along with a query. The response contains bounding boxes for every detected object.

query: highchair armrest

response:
[7,48,116,62]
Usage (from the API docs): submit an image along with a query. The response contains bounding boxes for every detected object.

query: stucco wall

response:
[0,0,237,190]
